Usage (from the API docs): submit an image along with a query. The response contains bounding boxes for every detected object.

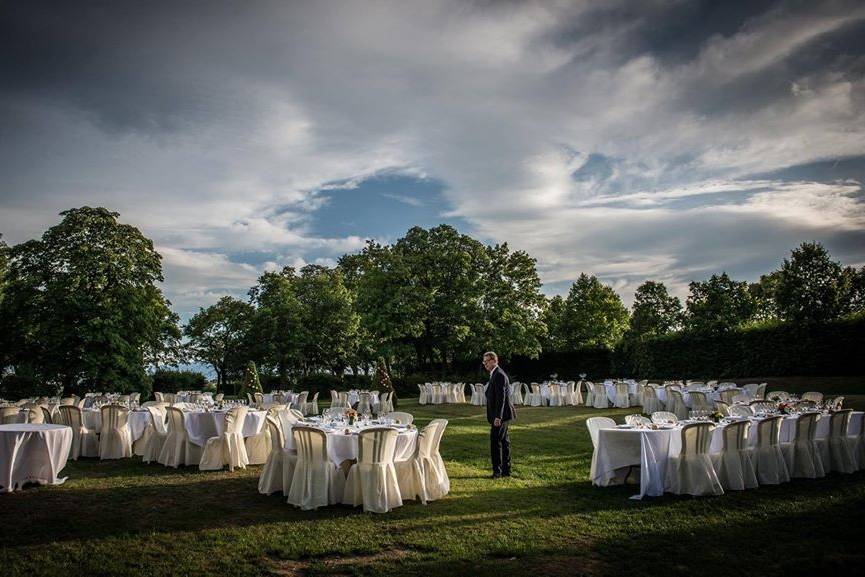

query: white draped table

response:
[0,424,73,492]
[183,410,267,447]
[592,412,864,499]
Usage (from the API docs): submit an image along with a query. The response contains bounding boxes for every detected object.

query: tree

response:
[475,243,547,360]
[184,296,254,391]
[1,207,180,394]
[775,242,853,323]
[239,360,263,399]
[628,280,683,337]
[559,274,629,349]
[248,268,304,384]
[294,264,359,374]
[685,272,755,333]
[848,266,865,313]
[542,295,568,352]
[749,271,781,321]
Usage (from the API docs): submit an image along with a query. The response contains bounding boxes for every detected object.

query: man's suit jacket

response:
[485,365,516,425]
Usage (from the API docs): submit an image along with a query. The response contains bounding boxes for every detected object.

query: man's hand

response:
[493,418,501,427]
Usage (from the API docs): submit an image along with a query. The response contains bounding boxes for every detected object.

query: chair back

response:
[429,418,448,456]
[625,414,651,426]
[292,426,329,463]
[254,392,264,408]
[146,405,168,435]
[718,389,738,404]
[214,393,224,403]
[531,383,541,394]
[721,420,750,451]
[60,397,76,406]
[829,409,853,439]
[756,415,784,447]
[41,406,54,424]
[801,391,823,403]
[330,390,339,404]
[678,422,714,456]
[586,417,616,447]
[357,427,398,464]
[749,400,777,415]
[266,416,285,451]
[766,391,790,401]
[714,401,730,416]
[154,392,164,402]
[615,382,629,396]
[386,411,413,425]
[728,405,753,418]
[643,386,659,401]
[100,404,128,432]
[165,406,186,434]
[58,405,83,428]
[224,406,248,434]
[651,411,678,424]
[689,391,709,408]
[793,412,819,442]
[669,390,685,406]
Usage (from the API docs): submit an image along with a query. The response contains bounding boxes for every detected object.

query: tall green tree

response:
[1,207,180,393]
[749,271,781,321]
[248,268,304,384]
[775,242,853,323]
[294,264,359,374]
[685,272,755,333]
[558,274,629,348]
[628,280,683,337]
[542,295,567,352]
[184,296,254,390]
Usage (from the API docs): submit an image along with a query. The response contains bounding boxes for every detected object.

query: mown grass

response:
[2,397,865,577]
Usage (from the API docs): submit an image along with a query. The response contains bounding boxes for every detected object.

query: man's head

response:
[482,351,498,371]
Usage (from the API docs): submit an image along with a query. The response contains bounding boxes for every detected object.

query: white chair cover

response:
[651,411,678,425]
[571,381,584,406]
[511,383,524,405]
[417,384,428,405]
[584,381,595,407]
[689,391,712,413]
[421,419,449,500]
[821,410,856,474]
[613,382,630,409]
[158,406,202,468]
[586,417,616,448]
[753,416,790,485]
[625,414,651,426]
[142,406,169,463]
[258,417,296,496]
[665,423,724,496]
[99,405,132,460]
[287,426,345,510]
[471,384,485,406]
[711,420,758,490]
[385,412,413,425]
[591,383,608,409]
[294,392,309,415]
[244,421,271,466]
[548,383,562,407]
[641,386,663,415]
[666,389,688,420]
[728,405,754,418]
[395,422,430,503]
[782,413,825,479]
[200,406,250,471]
[801,391,823,403]
[343,427,402,513]
[58,405,98,459]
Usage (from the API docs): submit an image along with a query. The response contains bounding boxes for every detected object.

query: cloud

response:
[1,0,864,311]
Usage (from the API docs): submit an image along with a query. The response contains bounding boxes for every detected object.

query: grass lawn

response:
[3,397,865,577]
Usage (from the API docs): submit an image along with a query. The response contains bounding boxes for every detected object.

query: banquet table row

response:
[602,381,745,407]
[592,411,864,499]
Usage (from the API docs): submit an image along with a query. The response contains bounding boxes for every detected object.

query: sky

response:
[1,0,864,320]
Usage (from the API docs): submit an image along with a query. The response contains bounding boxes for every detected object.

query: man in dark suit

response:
[483,351,516,478]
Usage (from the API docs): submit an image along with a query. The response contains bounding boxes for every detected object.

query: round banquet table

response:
[0,424,73,493]
[183,410,267,447]
[290,423,417,466]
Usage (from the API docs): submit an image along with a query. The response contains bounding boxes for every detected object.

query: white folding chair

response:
[665,422,723,496]
[287,426,344,510]
[711,420,758,490]
[142,406,169,464]
[99,404,132,460]
[343,427,402,513]
[258,416,297,496]
[200,406,250,471]
[753,415,790,485]
[782,412,825,479]
[58,405,99,459]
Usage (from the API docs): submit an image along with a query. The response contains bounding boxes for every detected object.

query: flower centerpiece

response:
[345,408,358,426]
[778,401,792,415]
[710,411,724,422]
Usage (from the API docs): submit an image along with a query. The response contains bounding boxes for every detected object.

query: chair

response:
[395,423,429,503]
[58,405,99,459]
[99,404,132,459]
[330,389,342,408]
[254,392,265,409]
[200,406,250,471]
[711,420,758,490]
[306,392,319,416]
[782,412,825,479]
[591,383,608,409]
[214,393,224,403]
[60,397,76,406]
[24,406,44,424]
[158,406,202,468]
[154,392,164,403]
[584,381,595,407]
[244,419,272,466]
[766,391,790,402]
[40,406,54,424]
[1,406,20,424]
[625,414,651,427]
[547,383,562,407]
[357,393,372,415]
[819,409,855,474]
[417,384,428,405]
[511,382,524,405]
[718,389,739,405]
[689,391,712,413]
[828,396,844,411]
[287,426,345,510]
[752,416,789,484]
[641,386,663,415]
[383,411,413,425]
[571,381,584,406]
[742,384,760,398]
[749,400,777,415]
[754,383,767,400]
[292,392,308,416]
[728,405,753,418]
[651,411,678,425]
[665,422,723,496]
[343,428,403,513]
[471,384,485,406]
[714,401,730,416]
[258,416,297,496]
[380,392,394,414]
[613,382,630,409]
[142,406,169,463]
[586,417,617,448]
[421,418,449,500]
[801,391,823,403]
[666,390,689,421]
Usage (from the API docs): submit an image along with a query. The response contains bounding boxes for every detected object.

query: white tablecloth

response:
[183,410,267,447]
[592,411,864,499]
[290,424,417,466]
[0,424,73,492]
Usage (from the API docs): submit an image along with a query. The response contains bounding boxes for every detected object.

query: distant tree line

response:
[1,206,863,397]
